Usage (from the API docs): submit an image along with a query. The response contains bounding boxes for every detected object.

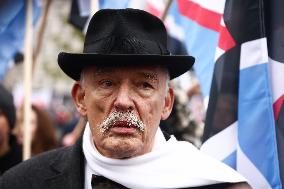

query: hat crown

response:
[57,8,195,81]
[83,9,169,55]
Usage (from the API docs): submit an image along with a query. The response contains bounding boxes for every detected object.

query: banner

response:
[0,0,41,80]
[201,0,283,188]
[68,0,144,32]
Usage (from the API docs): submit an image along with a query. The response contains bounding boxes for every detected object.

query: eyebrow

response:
[91,67,159,82]
[139,72,158,81]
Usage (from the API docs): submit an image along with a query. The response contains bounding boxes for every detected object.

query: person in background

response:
[0,84,22,175]
[61,116,87,147]
[13,104,58,155]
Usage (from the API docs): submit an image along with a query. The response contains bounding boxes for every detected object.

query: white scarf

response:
[83,123,246,189]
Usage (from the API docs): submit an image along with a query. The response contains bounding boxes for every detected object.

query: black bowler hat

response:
[58,8,195,80]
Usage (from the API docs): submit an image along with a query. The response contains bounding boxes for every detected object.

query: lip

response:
[109,121,137,134]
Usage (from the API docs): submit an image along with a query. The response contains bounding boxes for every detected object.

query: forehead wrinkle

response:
[92,67,114,77]
[84,66,167,83]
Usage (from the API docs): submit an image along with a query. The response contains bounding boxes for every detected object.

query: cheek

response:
[137,96,164,130]
[0,127,8,139]
[0,117,10,135]
[85,90,108,115]
[84,91,113,133]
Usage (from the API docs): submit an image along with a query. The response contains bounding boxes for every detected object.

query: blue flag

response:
[148,0,283,188]
[68,0,130,32]
[0,0,41,80]
[200,0,283,188]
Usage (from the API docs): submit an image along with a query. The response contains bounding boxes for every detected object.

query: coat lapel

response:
[45,137,85,189]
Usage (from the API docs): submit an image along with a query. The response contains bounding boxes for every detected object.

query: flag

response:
[200,0,283,188]
[145,0,188,56]
[146,0,227,106]
[0,0,41,80]
[172,0,225,103]
[265,0,284,185]
[68,0,144,33]
[68,0,89,31]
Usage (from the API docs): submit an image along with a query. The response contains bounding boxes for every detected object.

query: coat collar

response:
[45,136,85,189]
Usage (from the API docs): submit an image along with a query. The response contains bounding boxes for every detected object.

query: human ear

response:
[161,87,174,120]
[71,82,87,116]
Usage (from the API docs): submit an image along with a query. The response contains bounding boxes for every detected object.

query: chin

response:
[103,136,145,159]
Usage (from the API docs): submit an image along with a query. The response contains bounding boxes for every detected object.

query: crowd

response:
[0,83,58,174]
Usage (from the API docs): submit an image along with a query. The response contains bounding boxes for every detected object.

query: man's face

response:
[15,109,38,145]
[72,65,174,159]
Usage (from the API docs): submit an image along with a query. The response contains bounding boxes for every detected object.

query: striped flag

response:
[147,0,283,188]
[266,0,284,185]
[145,0,188,56]
[68,0,145,32]
[0,0,41,80]
[147,0,224,104]
[200,0,283,188]
[173,0,226,104]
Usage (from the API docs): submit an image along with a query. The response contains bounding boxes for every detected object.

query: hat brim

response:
[58,52,195,80]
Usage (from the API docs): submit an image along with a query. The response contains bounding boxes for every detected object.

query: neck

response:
[0,139,10,157]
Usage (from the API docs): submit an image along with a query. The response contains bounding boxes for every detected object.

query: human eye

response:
[99,79,114,88]
[139,82,154,90]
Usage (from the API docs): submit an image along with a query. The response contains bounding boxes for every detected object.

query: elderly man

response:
[0,9,251,189]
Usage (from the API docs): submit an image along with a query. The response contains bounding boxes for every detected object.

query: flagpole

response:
[23,0,33,160]
[90,0,98,15]
[33,0,52,72]
[161,0,173,21]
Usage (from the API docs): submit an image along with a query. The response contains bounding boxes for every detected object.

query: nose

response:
[113,84,134,111]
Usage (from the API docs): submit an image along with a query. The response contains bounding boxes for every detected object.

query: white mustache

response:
[99,110,145,134]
